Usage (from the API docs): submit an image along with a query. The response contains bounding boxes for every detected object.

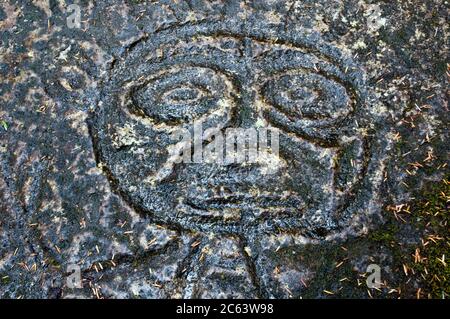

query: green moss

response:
[0,120,8,130]
[434,60,448,77]
[0,273,11,285]
[368,222,399,244]
[47,258,62,268]
[407,177,450,298]
[275,242,368,298]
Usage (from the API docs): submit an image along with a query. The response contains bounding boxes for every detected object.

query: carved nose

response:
[234,87,259,129]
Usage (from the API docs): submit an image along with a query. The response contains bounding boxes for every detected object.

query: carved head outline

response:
[92,22,388,239]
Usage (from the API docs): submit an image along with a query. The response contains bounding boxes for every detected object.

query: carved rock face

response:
[92,21,388,238]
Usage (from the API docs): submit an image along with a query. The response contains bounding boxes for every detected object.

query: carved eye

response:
[260,69,356,145]
[262,73,352,121]
[130,67,233,125]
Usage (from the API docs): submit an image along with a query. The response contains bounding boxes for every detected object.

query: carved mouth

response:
[185,193,305,212]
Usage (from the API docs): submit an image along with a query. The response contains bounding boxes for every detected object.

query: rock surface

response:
[0,0,448,298]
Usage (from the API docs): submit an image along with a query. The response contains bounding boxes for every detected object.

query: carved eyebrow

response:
[254,49,338,74]
[180,35,244,55]
[145,35,244,62]
[140,42,245,83]
[146,37,342,85]
[250,41,363,87]
[254,50,360,102]
[137,55,245,88]
[249,37,338,62]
